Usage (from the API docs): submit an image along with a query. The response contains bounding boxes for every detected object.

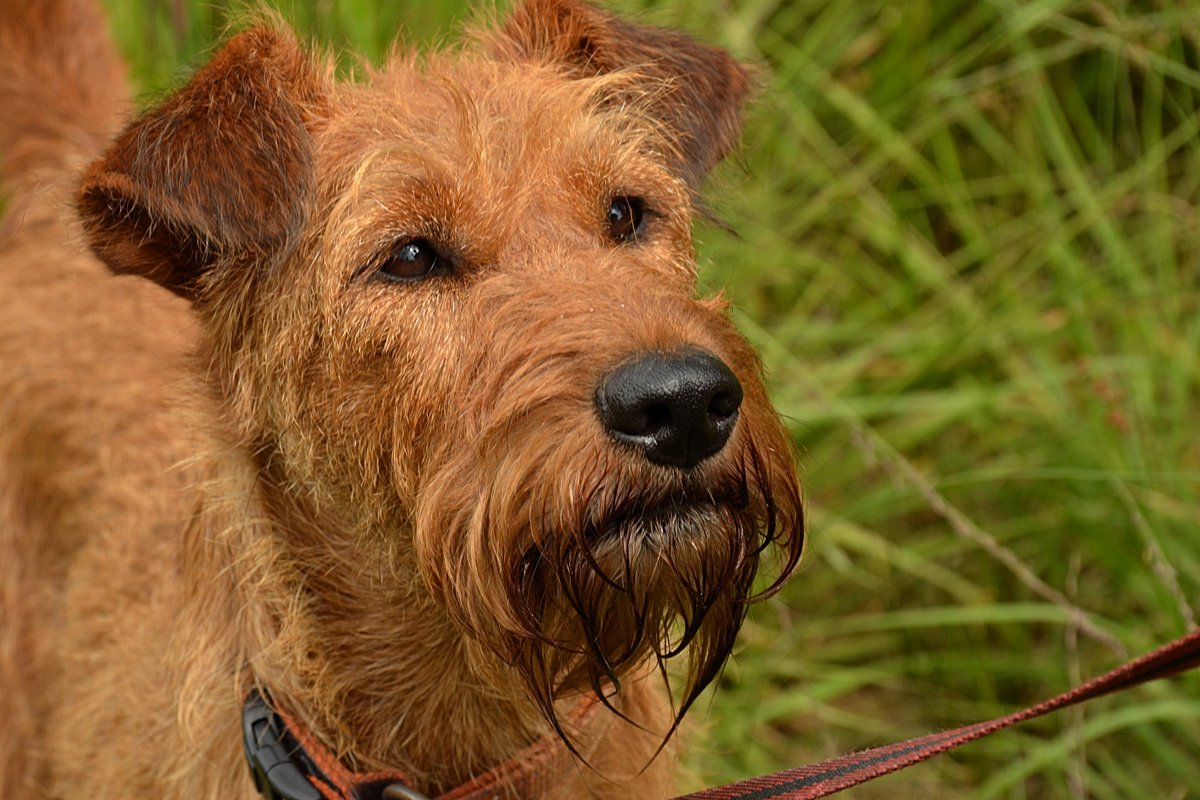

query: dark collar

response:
[242,689,420,800]
[242,689,602,800]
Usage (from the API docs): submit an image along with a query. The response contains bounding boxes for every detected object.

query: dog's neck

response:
[219,451,553,794]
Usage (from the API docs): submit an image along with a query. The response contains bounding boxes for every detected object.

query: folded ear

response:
[77,27,323,300]
[498,0,751,190]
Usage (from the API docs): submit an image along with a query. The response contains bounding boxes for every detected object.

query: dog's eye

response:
[377,239,445,283]
[606,196,646,244]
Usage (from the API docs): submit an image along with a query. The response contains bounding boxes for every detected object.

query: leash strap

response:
[674,628,1200,800]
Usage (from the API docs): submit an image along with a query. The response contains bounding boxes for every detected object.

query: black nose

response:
[595,349,743,469]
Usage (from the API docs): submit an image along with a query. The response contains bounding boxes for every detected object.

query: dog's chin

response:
[507,498,760,734]
[590,501,739,550]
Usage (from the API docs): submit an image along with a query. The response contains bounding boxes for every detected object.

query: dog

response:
[0,0,804,797]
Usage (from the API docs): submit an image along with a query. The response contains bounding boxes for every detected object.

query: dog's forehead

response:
[318,56,681,199]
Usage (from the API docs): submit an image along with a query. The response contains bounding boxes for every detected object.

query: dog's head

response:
[77,0,802,752]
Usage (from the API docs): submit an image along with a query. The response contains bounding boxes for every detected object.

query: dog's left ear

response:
[498,0,751,190]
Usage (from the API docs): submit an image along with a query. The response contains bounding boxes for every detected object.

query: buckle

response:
[242,689,323,800]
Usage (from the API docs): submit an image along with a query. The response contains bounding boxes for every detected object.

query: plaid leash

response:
[675,628,1200,800]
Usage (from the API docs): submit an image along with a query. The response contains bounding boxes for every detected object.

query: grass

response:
[102,1,1200,797]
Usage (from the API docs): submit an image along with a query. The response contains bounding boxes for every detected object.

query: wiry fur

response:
[0,1,804,798]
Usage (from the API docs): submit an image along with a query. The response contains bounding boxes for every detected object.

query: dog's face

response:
[78,0,803,737]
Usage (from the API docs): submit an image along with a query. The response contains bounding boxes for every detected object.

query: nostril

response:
[644,402,672,433]
[708,388,740,421]
[596,386,669,439]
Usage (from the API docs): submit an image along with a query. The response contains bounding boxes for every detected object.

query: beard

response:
[420,425,804,744]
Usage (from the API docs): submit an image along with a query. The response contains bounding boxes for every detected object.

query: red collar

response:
[242,689,601,800]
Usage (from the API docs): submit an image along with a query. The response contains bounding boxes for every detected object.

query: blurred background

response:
[102,1,1200,797]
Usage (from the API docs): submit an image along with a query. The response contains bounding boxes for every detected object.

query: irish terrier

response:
[0,0,804,797]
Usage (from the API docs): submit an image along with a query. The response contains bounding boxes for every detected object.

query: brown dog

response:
[0,1,804,797]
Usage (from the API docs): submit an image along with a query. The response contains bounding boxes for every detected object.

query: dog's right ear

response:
[497,0,751,191]
[78,27,323,301]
